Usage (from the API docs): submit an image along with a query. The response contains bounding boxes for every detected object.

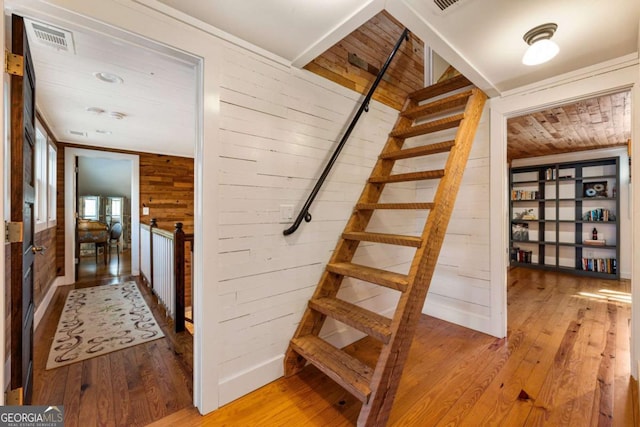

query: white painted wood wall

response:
[411,110,493,333]
[216,43,424,404]
[214,39,495,404]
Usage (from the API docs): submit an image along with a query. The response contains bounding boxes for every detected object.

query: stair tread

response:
[390,114,464,139]
[290,335,372,403]
[402,90,472,120]
[369,169,445,184]
[408,74,473,102]
[380,140,455,160]
[310,297,392,343]
[342,231,422,247]
[355,202,434,210]
[327,262,409,292]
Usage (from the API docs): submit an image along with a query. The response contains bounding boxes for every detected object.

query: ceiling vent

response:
[25,19,76,54]
[68,130,87,137]
[433,0,468,13]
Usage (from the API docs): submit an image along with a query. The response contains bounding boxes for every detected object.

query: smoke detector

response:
[25,19,75,54]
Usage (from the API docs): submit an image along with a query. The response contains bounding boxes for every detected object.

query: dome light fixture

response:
[522,23,559,66]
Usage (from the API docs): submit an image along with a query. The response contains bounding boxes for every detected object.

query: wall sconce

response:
[522,23,559,66]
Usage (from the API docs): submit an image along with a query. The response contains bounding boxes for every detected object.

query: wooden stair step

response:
[327,262,409,292]
[380,140,455,160]
[290,335,372,403]
[369,169,444,184]
[355,202,434,211]
[402,90,472,120]
[342,231,422,247]
[408,74,472,102]
[309,297,392,343]
[389,114,464,139]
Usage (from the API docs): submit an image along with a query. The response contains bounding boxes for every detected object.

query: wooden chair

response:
[108,222,123,265]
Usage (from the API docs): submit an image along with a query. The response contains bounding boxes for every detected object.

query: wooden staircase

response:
[283,74,487,426]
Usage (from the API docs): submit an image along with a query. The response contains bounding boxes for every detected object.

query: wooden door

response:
[9,14,36,404]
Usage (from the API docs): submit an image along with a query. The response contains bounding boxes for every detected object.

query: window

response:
[111,198,122,218]
[82,196,98,220]
[34,119,57,232]
[47,142,57,222]
[35,126,47,225]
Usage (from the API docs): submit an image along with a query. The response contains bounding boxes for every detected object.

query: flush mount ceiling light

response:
[85,107,105,115]
[109,111,126,120]
[522,23,559,66]
[93,71,124,84]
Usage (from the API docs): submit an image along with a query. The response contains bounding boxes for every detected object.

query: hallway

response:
[32,276,193,426]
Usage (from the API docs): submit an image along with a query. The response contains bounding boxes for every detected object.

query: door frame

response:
[0,0,213,411]
[489,56,640,377]
[63,148,140,283]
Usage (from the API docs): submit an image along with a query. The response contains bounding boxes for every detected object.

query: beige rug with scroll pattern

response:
[46,282,164,369]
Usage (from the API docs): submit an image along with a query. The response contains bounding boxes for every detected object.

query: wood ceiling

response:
[507,90,631,161]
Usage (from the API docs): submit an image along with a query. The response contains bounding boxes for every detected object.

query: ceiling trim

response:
[132,0,291,67]
[291,0,385,68]
[500,53,640,99]
[385,0,499,97]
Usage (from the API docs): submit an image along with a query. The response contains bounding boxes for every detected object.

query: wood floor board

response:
[62,363,83,427]
[32,274,193,426]
[148,268,636,427]
[96,356,116,427]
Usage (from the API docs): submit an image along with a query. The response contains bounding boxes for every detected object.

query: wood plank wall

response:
[304,11,424,111]
[215,37,415,405]
[34,227,57,307]
[138,154,194,233]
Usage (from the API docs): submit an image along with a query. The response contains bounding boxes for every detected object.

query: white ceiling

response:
[155,0,640,93]
[10,6,197,157]
[4,0,638,159]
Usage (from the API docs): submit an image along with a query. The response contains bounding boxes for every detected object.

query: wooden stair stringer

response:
[357,88,488,426]
[283,96,419,375]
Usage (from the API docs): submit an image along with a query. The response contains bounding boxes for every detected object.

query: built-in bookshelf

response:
[509,157,620,279]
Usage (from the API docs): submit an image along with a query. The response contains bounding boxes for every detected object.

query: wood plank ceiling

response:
[304,11,424,111]
[507,90,631,160]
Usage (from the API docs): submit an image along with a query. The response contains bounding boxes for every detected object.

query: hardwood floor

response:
[33,275,194,426]
[77,246,132,283]
[149,268,638,426]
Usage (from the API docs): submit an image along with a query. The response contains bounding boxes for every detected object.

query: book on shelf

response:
[511,189,539,200]
[583,239,605,246]
[581,257,616,274]
[511,247,532,263]
[582,208,615,222]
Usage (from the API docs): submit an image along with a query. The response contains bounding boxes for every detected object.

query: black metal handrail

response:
[283,28,410,236]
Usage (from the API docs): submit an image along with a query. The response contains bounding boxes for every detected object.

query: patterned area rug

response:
[46,282,164,369]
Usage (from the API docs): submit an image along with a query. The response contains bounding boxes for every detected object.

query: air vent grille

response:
[68,130,87,137]
[434,0,462,11]
[25,19,75,54]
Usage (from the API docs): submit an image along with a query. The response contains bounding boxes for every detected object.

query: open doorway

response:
[76,156,133,283]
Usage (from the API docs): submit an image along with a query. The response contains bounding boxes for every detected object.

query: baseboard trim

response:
[34,276,64,330]
[423,297,494,337]
[218,354,283,406]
